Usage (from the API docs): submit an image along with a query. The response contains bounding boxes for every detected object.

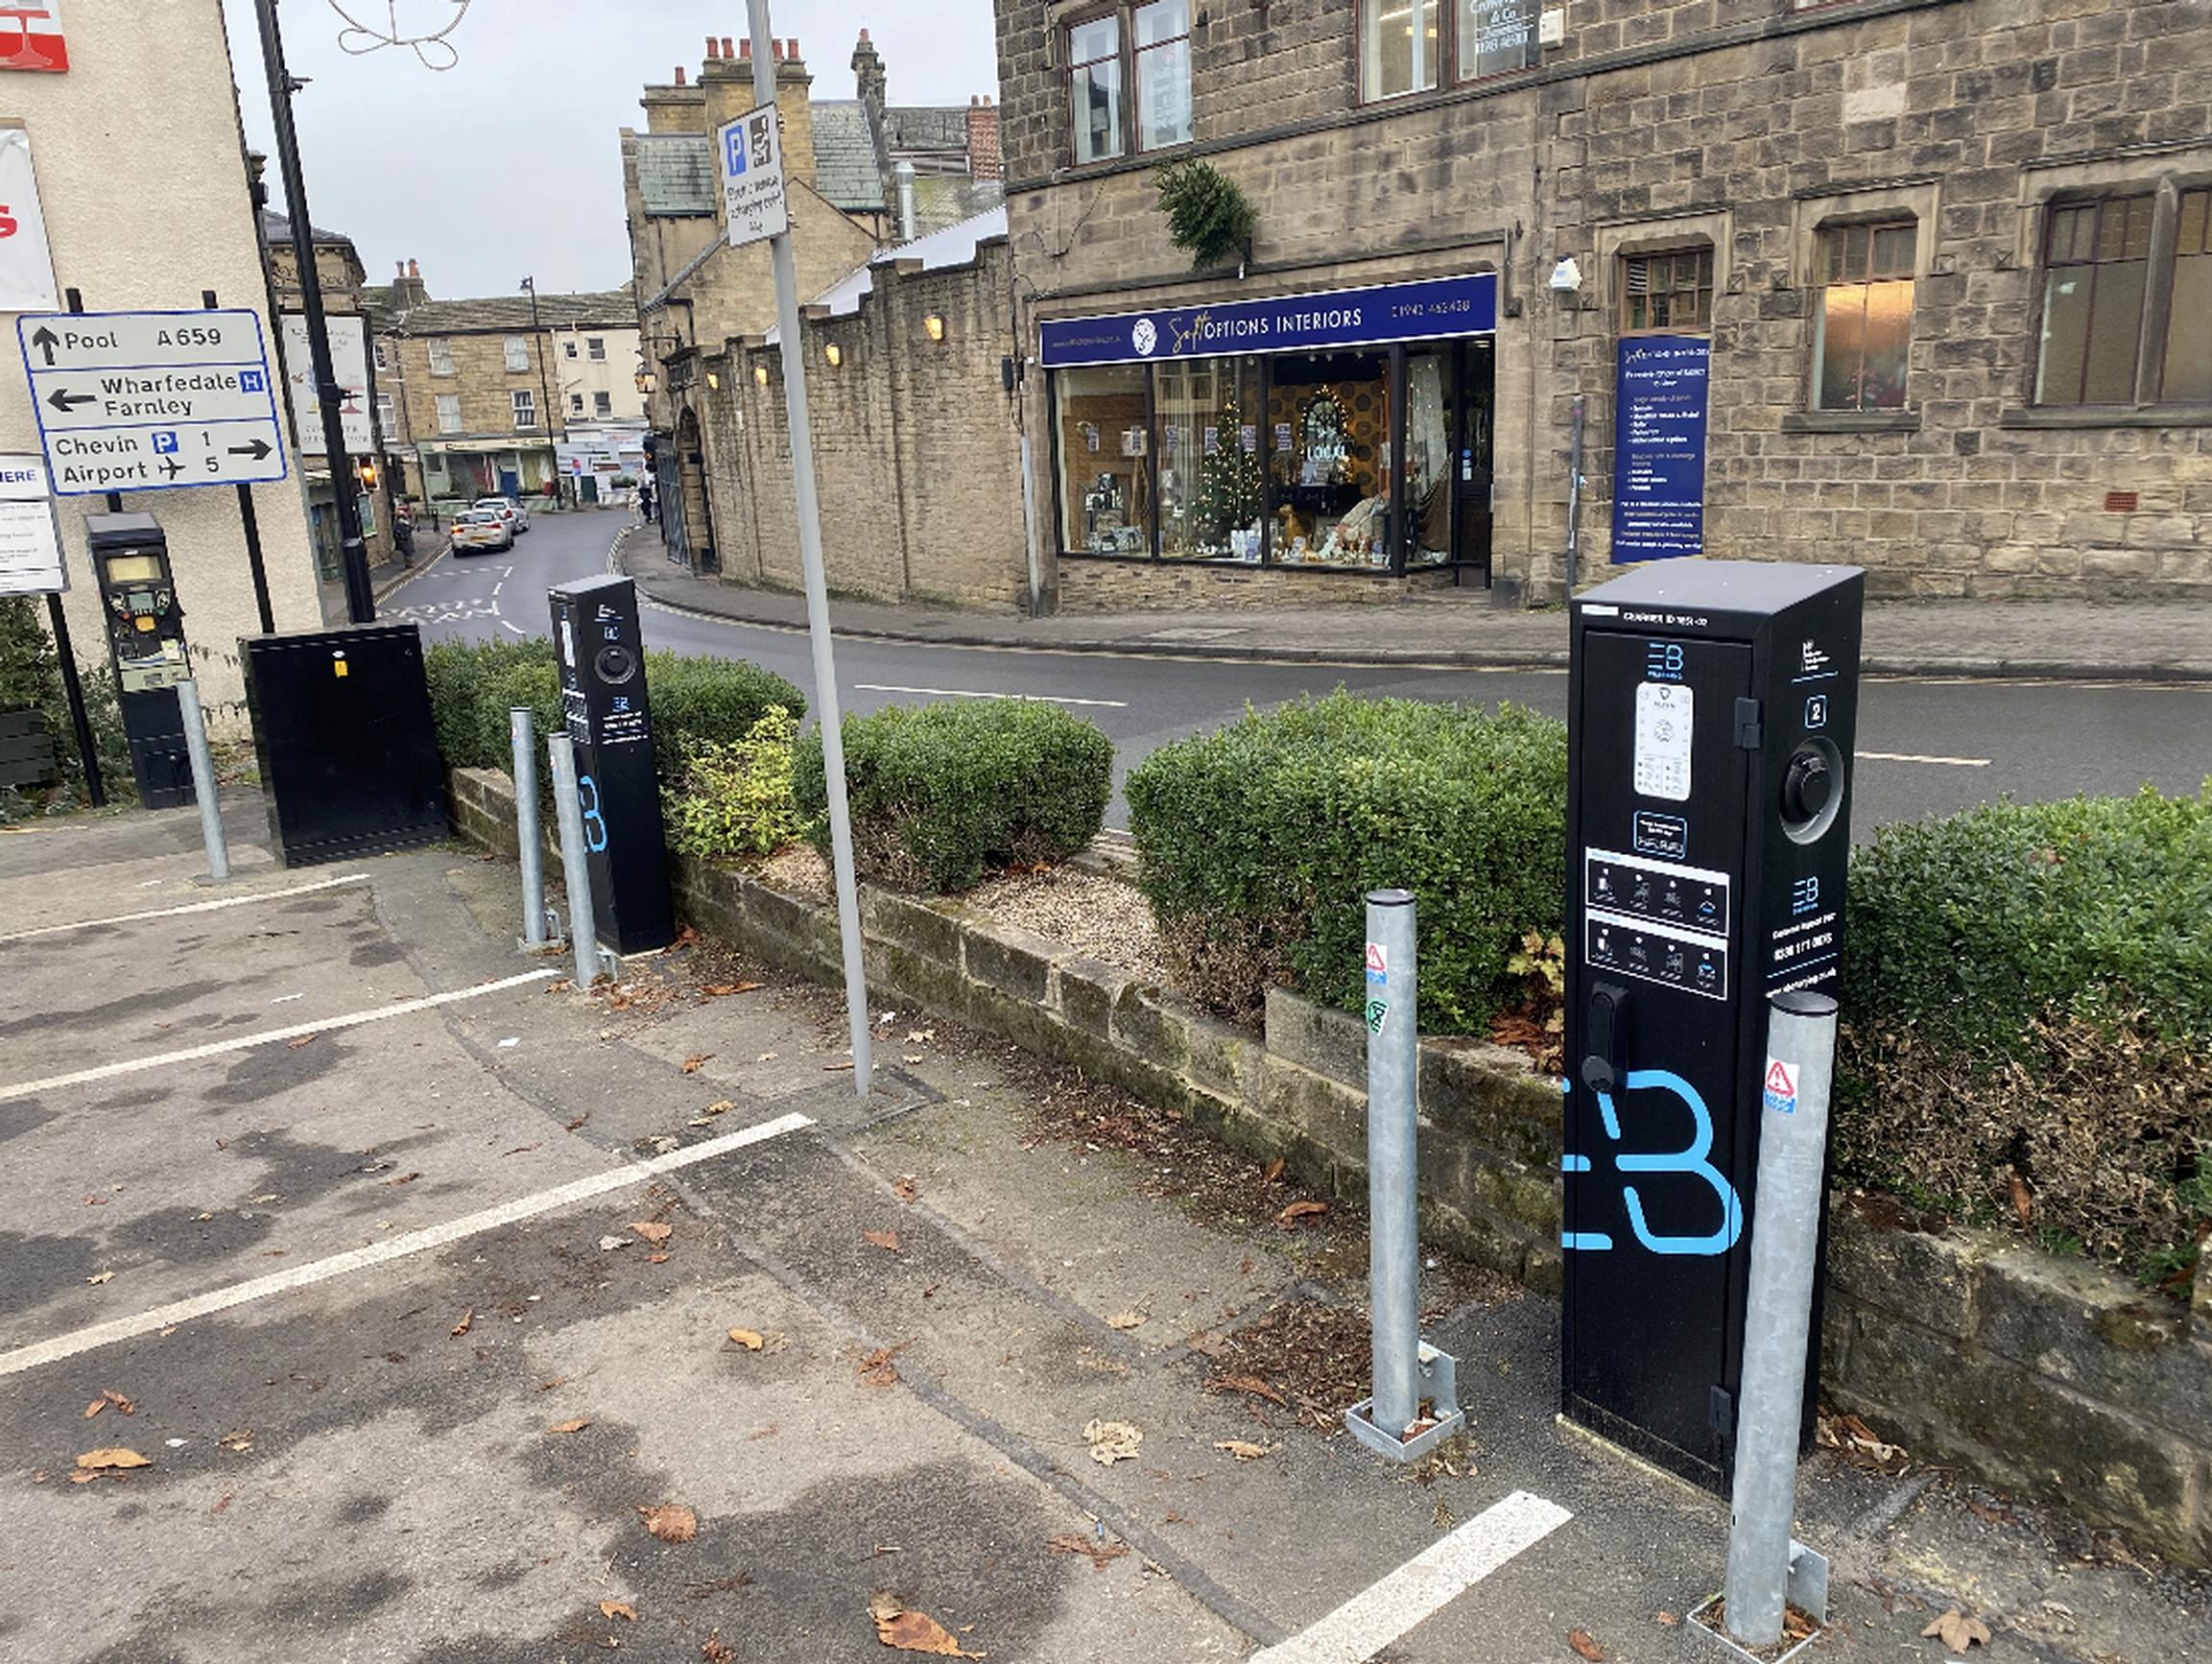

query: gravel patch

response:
[966,866,1170,986]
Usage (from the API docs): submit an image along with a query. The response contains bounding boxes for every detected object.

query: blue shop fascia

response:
[1038,270,1501,585]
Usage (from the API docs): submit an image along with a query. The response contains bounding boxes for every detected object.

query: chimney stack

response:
[674,65,685,85]
[392,258,428,308]
[773,33,815,189]
[965,91,1002,181]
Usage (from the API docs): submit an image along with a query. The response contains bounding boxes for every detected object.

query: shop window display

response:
[1404,352,1454,565]
[1271,353,1391,566]
[1058,364,1153,555]
[1156,357,1262,559]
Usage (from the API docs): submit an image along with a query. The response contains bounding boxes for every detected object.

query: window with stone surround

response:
[375,392,395,438]
[1620,247,1714,334]
[1814,222,1915,412]
[1458,0,1538,83]
[427,338,455,377]
[435,392,462,433]
[1362,0,1440,102]
[1064,5,1190,163]
[2161,189,2211,403]
[594,391,613,417]
[1134,1,1192,152]
[511,389,536,431]
[503,336,532,373]
[2037,197,2153,406]
[1066,13,1126,164]
[588,337,608,361]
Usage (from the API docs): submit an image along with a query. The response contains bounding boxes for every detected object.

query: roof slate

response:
[811,102,883,212]
[375,289,637,336]
[635,133,717,216]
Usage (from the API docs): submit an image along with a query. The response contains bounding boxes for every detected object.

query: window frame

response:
[503,335,532,374]
[1358,0,1541,107]
[593,390,614,417]
[1618,245,1717,336]
[511,388,537,431]
[586,336,608,362]
[374,392,396,437]
[2028,186,2210,410]
[2161,185,2212,404]
[434,392,463,434]
[1811,218,1917,414]
[426,338,455,377]
[1062,3,1193,166]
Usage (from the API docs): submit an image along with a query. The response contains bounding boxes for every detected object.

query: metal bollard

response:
[1344,889,1465,1462]
[175,678,229,884]
[1723,989,1841,1647]
[510,706,549,948]
[545,732,601,989]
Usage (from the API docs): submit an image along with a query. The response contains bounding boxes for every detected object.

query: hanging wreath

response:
[1154,158,1256,274]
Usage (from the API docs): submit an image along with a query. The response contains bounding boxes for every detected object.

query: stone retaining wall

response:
[446,764,2212,1563]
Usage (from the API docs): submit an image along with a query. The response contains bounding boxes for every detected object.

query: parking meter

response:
[85,512,192,808]
[1560,560,1864,1491]
[548,574,673,956]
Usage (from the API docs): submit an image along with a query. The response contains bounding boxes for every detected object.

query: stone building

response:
[995,0,2212,607]
[621,33,1006,574]
[366,263,641,511]
[2,1,322,714]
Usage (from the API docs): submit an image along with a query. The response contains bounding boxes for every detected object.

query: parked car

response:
[451,509,513,555]
[474,495,531,535]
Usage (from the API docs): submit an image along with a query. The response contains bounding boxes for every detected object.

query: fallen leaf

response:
[599,1235,630,1251]
[67,1471,102,1485]
[76,1448,152,1471]
[728,1328,765,1351]
[823,1060,858,1073]
[857,1344,906,1388]
[1207,1371,1288,1408]
[680,1054,713,1074]
[600,1600,637,1622]
[1275,1200,1329,1228]
[868,1593,984,1657]
[385,1172,421,1186]
[639,1503,699,1544]
[1106,1310,1149,1331]
[893,1176,919,1201]
[548,1417,592,1435]
[702,982,763,997]
[85,1271,114,1286]
[631,1222,673,1246]
[1082,1418,1142,1465]
[83,1398,106,1418]
[864,1228,901,1253]
[647,1252,671,1264]
[702,1634,736,1664]
[905,1030,936,1044]
[1567,1628,1605,1663]
[1046,1532,1130,1571]
[1922,1609,1993,1653]
[220,1430,253,1452]
[1262,1157,1285,1184]
[286,1034,319,1049]
[1655,1611,1681,1628]
[1214,1438,1271,1461]
[101,1390,134,1414]
[2009,1171,2034,1229]
[450,1309,473,1338]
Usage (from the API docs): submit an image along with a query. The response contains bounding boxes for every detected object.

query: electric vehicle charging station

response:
[1560,560,1865,1491]
[549,575,674,958]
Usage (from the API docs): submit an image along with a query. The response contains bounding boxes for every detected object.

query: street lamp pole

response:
[252,0,375,624]
[523,276,559,504]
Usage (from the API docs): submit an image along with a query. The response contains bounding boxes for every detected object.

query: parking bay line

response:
[0,968,559,1105]
[1856,749,1990,767]
[0,872,371,945]
[854,682,1129,708]
[0,1110,816,1379]
[1249,1490,1574,1664]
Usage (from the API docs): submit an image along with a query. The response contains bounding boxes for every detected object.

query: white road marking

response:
[1855,750,1990,767]
[854,682,1130,709]
[501,619,528,636]
[0,968,558,1104]
[0,873,371,945]
[1249,1490,1573,1664]
[491,580,504,597]
[0,1110,815,1378]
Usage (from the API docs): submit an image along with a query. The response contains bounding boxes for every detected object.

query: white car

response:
[451,509,513,555]
[473,496,531,535]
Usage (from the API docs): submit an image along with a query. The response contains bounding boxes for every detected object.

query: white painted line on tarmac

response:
[501,619,528,636]
[854,682,1130,709]
[0,968,558,1104]
[1855,749,1990,767]
[0,873,372,945]
[491,579,505,597]
[1249,1489,1573,1664]
[0,1110,815,1378]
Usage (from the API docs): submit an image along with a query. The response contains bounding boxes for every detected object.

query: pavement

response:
[3,796,2205,1663]
[613,531,2212,682]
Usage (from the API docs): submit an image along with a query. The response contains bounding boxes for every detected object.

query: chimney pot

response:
[409,259,419,277]
[704,35,717,58]
[738,36,750,57]
[674,65,685,84]
[984,94,993,107]
[722,36,734,59]
[787,37,799,59]
[770,38,780,59]
[396,259,406,276]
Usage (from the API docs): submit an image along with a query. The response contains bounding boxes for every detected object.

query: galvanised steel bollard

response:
[510,706,549,948]
[1344,889,1466,1463]
[1722,989,1841,1647]
[546,731,601,990]
[175,677,229,884]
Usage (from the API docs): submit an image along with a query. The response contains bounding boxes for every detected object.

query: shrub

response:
[421,637,804,789]
[1126,692,1568,1032]
[663,706,803,859]
[794,700,1113,892]
[1836,785,2212,1280]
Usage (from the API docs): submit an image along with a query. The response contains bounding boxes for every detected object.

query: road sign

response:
[719,102,787,250]
[16,308,288,494]
[0,129,58,311]
[0,452,61,594]
[278,312,374,455]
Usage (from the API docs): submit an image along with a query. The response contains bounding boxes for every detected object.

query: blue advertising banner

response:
[1038,272,1497,368]
[1611,334,1710,563]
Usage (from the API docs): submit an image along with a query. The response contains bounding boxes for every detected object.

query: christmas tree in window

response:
[1195,388,1262,558]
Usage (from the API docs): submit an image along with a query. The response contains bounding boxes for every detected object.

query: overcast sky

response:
[223,0,1000,300]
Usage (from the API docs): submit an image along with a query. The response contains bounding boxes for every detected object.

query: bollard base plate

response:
[1689,1544,1829,1664]
[1344,1342,1466,1463]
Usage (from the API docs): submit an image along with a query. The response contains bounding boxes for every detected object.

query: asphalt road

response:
[386,510,2212,833]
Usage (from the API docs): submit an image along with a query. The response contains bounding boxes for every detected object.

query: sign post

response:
[740,1,869,1098]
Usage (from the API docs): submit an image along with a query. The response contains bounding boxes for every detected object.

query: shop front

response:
[1040,272,1498,591]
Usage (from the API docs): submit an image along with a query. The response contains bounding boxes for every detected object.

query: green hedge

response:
[422,638,804,788]
[663,706,804,860]
[794,700,1113,892]
[1837,786,2212,1280]
[1126,692,1568,1032]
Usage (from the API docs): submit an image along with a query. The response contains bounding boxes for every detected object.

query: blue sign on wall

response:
[1611,334,1711,563]
[1039,272,1497,368]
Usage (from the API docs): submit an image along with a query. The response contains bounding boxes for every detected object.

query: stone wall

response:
[449,760,2212,1563]
[700,237,1032,610]
[998,0,2212,603]
[1057,559,1466,611]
